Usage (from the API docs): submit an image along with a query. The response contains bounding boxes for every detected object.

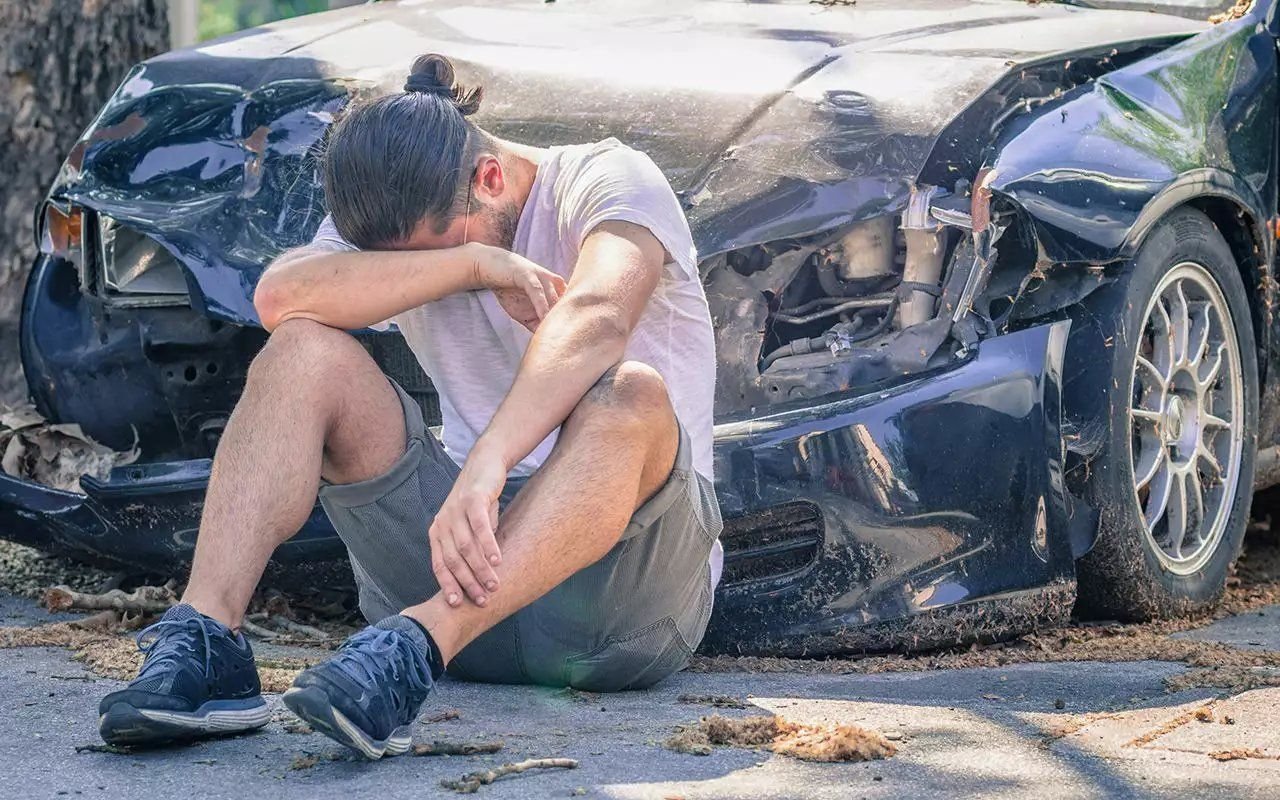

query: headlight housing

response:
[96,215,189,300]
[37,203,190,306]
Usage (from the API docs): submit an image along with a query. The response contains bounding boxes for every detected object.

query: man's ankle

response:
[179,596,242,631]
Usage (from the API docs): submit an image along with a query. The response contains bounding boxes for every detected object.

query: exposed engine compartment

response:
[707,183,996,417]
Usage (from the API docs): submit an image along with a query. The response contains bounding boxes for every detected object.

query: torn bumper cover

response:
[0,321,1074,654]
[705,321,1074,656]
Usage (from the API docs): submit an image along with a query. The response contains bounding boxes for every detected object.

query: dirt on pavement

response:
[665,713,897,762]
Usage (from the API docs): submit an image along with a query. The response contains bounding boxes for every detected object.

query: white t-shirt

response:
[308,138,717,481]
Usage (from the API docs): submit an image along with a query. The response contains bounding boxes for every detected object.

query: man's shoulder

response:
[552,138,659,182]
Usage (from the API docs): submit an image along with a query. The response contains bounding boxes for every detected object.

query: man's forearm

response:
[473,295,629,471]
[254,245,482,331]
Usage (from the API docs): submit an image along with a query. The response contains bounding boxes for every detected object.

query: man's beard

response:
[482,200,521,250]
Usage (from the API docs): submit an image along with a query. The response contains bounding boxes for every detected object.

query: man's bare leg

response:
[181,318,408,628]
[401,360,679,663]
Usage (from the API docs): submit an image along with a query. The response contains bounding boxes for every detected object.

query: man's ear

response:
[474,154,505,202]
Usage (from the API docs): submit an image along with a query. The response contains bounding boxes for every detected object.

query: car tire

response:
[1065,206,1258,621]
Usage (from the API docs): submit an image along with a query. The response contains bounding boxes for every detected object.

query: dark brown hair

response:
[322,54,485,248]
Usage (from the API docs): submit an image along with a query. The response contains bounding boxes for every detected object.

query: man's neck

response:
[493,138,546,218]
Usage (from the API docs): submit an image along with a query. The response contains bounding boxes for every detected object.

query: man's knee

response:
[572,361,672,429]
[246,318,370,391]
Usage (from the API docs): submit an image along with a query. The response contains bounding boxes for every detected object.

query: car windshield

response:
[1038,0,1245,19]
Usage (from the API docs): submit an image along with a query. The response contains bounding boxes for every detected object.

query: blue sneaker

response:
[282,615,436,759]
[98,604,268,746]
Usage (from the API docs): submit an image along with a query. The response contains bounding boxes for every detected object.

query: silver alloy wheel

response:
[1129,262,1244,576]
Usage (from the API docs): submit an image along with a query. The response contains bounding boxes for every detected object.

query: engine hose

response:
[760,334,828,371]
[772,295,893,326]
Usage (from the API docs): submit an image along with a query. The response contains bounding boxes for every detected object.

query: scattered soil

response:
[1209,748,1275,761]
[665,714,896,763]
[273,707,312,734]
[677,693,750,709]
[422,709,461,723]
[74,743,132,755]
[0,540,111,599]
[1128,704,1212,747]
[413,739,504,756]
[690,527,1280,692]
[289,754,319,771]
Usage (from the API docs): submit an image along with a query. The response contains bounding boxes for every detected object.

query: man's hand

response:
[470,243,566,331]
[429,446,507,607]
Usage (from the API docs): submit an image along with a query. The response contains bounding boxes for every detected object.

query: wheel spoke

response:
[1198,342,1225,390]
[1186,468,1206,548]
[1166,471,1190,559]
[1196,442,1223,481]
[1131,407,1163,426]
[1202,410,1231,430]
[1151,298,1176,374]
[1135,355,1169,388]
[1134,440,1167,491]
[1171,282,1191,364]
[1144,462,1173,530]
[1188,302,1210,367]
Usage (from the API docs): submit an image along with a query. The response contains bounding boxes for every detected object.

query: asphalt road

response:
[2,594,1278,800]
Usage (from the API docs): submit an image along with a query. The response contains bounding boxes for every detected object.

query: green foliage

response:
[198,0,334,41]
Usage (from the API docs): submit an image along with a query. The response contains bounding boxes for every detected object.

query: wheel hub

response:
[1163,395,1185,444]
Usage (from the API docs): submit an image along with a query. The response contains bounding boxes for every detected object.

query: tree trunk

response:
[0,1,169,405]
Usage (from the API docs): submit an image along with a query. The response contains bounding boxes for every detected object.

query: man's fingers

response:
[526,274,550,319]
[429,526,465,608]
[545,273,565,310]
[458,502,500,594]
[480,497,502,567]
[438,528,488,606]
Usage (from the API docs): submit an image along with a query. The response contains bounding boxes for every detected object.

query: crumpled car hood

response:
[48,0,1204,324]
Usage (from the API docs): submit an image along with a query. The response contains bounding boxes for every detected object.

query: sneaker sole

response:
[99,697,270,747]
[282,686,411,760]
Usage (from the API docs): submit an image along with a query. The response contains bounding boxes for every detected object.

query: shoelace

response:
[331,628,433,706]
[135,616,214,680]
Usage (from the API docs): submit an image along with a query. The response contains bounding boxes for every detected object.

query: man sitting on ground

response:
[96,53,722,759]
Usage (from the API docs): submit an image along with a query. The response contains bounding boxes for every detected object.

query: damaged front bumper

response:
[704,320,1075,656]
[1,319,1075,655]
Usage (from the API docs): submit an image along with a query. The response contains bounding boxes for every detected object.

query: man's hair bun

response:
[404,53,482,116]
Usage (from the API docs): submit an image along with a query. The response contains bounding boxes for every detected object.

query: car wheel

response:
[1066,206,1258,621]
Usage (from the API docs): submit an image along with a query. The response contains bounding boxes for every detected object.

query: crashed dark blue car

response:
[10,0,1279,655]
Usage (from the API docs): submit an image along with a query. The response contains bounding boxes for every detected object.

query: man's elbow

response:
[253,271,289,332]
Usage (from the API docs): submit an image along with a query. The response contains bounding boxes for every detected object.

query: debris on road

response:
[0,405,139,494]
[441,757,578,793]
[74,743,131,755]
[43,582,177,615]
[289,754,319,771]
[413,739,504,756]
[0,540,110,598]
[677,693,750,709]
[665,714,896,762]
[1209,748,1274,761]
[422,709,461,723]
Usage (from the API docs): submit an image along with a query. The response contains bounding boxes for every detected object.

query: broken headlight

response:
[36,202,88,272]
[96,215,190,301]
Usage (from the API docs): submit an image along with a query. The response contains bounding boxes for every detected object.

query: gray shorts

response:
[317,381,722,692]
